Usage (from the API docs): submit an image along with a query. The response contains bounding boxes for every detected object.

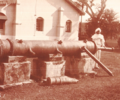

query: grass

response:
[105,38,118,47]
[1,39,120,100]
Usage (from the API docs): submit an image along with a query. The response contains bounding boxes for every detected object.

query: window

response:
[0,13,7,35]
[36,17,44,31]
[0,20,5,29]
[66,20,72,32]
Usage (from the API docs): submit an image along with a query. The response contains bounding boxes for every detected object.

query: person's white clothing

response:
[91,33,105,69]
[91,33,105,47]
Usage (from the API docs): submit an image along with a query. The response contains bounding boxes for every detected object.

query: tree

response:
[77,0,107,37]
[100,9,119,39]
[77,0,119,39]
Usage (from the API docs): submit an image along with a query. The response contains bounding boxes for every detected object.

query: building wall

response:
[0,0,80,40]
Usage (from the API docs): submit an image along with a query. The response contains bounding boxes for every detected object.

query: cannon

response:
[0,39,115,76]
[0,39,97,57]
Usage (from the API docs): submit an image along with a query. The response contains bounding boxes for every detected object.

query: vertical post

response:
[57,7,64,40]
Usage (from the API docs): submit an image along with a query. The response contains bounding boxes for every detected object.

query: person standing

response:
[91,28,105,69]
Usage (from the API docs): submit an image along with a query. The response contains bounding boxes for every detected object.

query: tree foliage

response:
[86,8,119,39]
[77,0,107,37]
[77,0,120,39]
[78,0,107,19]
[99,9,119,39]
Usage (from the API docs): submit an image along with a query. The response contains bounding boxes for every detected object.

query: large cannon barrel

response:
[0,39,97,57]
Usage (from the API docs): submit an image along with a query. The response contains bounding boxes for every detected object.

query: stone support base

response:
[31,60,65,80]
[31,53,65,80]
[8,56,27,63]
[0,61,31,85]
[0,56,31,90]
[39,60,65,79]
[65,53,95,78]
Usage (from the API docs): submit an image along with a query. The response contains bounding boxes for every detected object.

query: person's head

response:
[95,28,101,34]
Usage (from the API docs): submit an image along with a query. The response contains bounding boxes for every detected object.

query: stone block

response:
[39,60,66,79]
[0,61,31,85]
[48,53,63,61]
[8,56,26,63]
[39,53,63,61]
[65,55,95,77]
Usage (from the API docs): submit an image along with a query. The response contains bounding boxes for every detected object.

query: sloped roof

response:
[0,0,18,4]
[0,0,85,15]
[65,0,85,15]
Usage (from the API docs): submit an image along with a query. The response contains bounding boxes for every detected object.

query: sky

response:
[82,0,120,22]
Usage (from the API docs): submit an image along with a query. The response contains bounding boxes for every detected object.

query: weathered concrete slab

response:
[0,61,31,85]
[8,56,26,63]
[65,53,95,77]
[39,60,66,79]
[48,53,63,61]
[30,53,64,80]
[38,53,64,61]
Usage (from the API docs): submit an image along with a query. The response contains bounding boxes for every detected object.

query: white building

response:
[0,0,85,40]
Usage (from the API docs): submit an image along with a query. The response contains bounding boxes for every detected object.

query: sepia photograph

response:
[0,0,120,100]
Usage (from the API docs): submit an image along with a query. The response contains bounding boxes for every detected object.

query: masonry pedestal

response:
[31,54,65,81]
[0,56,32,90]
[65,53,95,78]
[39,60,65,79]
